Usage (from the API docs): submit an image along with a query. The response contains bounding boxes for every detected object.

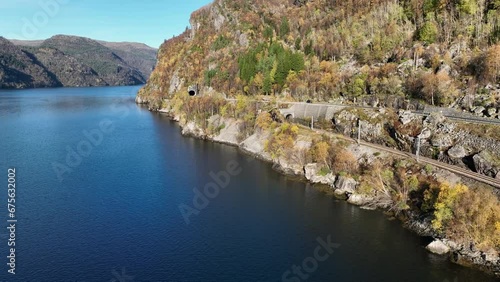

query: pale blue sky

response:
[0,0,213,48]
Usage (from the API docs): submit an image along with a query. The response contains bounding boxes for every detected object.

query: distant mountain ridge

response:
[0,35,157,89]
[0,37,60,89]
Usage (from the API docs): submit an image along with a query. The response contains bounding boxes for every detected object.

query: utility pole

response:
[357,119,361,144]
[416,135,421,162]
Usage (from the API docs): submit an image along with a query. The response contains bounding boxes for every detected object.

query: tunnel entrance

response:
[188,85,198,96]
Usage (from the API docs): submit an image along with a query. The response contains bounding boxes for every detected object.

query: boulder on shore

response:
[304,163,336,186]
[334,175,358,196]
[426,239,451,255]
[347,193,373,206]
[181,121,204,138]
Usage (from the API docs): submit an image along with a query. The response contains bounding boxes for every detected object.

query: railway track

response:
[359,140,500,189]
[227,98,500,188]
[314,128,500,189]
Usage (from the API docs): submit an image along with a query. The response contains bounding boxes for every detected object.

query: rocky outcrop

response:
[333,108,390,145]
[210,116,242,145]
[486,108,497,118]
[333,175,358,197]
[304,163,336,185]
[423,112,446,127]
[181,121,205,138]
[388,108,500,179]
[212,5,226,31]
[333,110,357,133]
[399,110,417,125]
[426,239,451,255]
[240,130,273,162]
[168,70,184,94]
[473,106,486,116]
[135,95,148,104]
[239,33,249,47]
[431,133,453,149]
[436,239,500,276]
[473,150,500,179]
[347,194,373,206]
[447,145,467,159]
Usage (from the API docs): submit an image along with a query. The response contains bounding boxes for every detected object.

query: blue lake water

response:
[0,86,496,281]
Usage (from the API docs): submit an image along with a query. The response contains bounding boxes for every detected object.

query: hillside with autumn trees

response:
[135,0,500,276]
[139,0,499,110]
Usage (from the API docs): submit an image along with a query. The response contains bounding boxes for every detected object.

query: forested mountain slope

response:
[1,35,157,89]
[139,0,499,111]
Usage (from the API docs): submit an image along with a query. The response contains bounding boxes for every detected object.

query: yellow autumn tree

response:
[311,141,330,168]
[432,182,500,250]
[266,123,299,162]
[451,187,500,250]
[255,112,273,130]
[432,182,468,231]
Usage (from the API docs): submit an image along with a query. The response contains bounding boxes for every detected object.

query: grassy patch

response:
[319,166,331,176]
[456,123,500,142]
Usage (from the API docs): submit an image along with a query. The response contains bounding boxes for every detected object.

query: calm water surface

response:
[0,86,496,281]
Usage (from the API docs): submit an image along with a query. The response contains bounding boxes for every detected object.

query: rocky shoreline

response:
[137,96,500,278]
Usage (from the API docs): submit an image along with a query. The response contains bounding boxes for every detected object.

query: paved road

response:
[228,98,500,125]
[413,110,500,125]
[280,100,500,126]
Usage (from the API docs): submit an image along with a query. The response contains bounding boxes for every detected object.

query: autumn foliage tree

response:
[426,182,500,251]
[330,144,359,175]
[406,70,459,106]
[265,123,299,162]
[255,112,274,130]
[482,44,500,84]
[311,140,331,168]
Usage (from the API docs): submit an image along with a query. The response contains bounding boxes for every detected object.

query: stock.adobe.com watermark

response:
[178,160,243,225]
[110,267,134,282]
[282,235,340,282]
[8,0,70,40]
